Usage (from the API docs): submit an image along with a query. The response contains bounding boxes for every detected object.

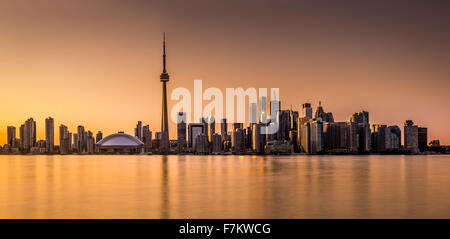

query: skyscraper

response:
[135,121,142,141]
[188,123,205,149]
[177,112,187,152]
[388,126,401,150]
[350,111,371,153]
[404,120,419,153]
[302,103,312,119]
[209,116,215,142]
[96,131,103,143]
[77,125,86,153]
[280,110,291,141]
[259,96,268,124]
[7,126,16,147]
[159,33,170,154]
[418,127,428,152]
[252,123,264,154]
[221,118,228,144]
[59,124,71,154]
[45,117,54,152]
[371,124,390,152]
[350,111,369,125]
[309,120,324,154]
[142,125,152,151]
[21,118,36,152]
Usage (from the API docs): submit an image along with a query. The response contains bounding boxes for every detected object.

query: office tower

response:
[211,133,222,154]
[250,102,258,124]
[159,33,170,154]
[291,111,299,130]
[142,125,152,151]
[388,126,401,149]
[188,123,205,149]
[252,123,264,154]
[19,125,24,150]
[232,123,244,150]
[290,130,299,152]
[86,131,95,154]
[404,120,419,153]
[325,112,334,123]
[194,133,208,154]
[300,122,310,153]
[59,124,71,154]
[418,127,428,152]
[371,124,390,152]
[135,121,142,141]
[280,110,291,141]
[302,103,312,119]
[259,96,268,123]
[21,118,36,152]
[45,117,54,152]
[350,111,371,153]
[233,128,246,154]
[289,109,299,151]
[209,116,215,142]
[246,126,253,149]
[297,115,312,149]
[309,120,324,154]
[7,126,16,147]
[177,112,187,152]
[315,101,326,120]
[350,111,369,125]
[323,122,349,153]
[96,131,103,143]
[200,117,209,143]
[73,133,79,153]
[269,99,281,139]
[221,118,228,144]
[77,125,86,153]
[346,122,359,153]
[314,101,333,122]
[233,123,243,131]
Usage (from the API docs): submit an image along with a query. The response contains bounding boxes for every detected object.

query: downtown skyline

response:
[1,0,450,145]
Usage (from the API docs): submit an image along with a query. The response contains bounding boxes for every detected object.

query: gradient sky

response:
[0,0,449,145]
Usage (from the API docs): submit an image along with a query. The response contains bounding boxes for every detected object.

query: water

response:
[0,154,449,218]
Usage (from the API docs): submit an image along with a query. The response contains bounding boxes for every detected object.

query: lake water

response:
[0,154,449,218]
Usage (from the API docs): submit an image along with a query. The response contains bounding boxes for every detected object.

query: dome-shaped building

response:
[96,132,144,154]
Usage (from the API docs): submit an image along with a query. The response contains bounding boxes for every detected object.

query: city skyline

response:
[1,0,450,145]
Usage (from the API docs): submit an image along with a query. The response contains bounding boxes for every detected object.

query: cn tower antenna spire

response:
[163,32,167,73]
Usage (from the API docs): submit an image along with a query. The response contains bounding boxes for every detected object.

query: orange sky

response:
[0,0,449,145]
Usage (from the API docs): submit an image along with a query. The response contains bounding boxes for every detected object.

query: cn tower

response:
[159,33,170,154]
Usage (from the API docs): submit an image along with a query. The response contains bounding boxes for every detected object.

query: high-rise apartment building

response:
[45,117,54,152]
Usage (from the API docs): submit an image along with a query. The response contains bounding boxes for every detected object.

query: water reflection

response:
[0,155,449,218]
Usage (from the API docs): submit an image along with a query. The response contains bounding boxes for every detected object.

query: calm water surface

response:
[0,155,449,218]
